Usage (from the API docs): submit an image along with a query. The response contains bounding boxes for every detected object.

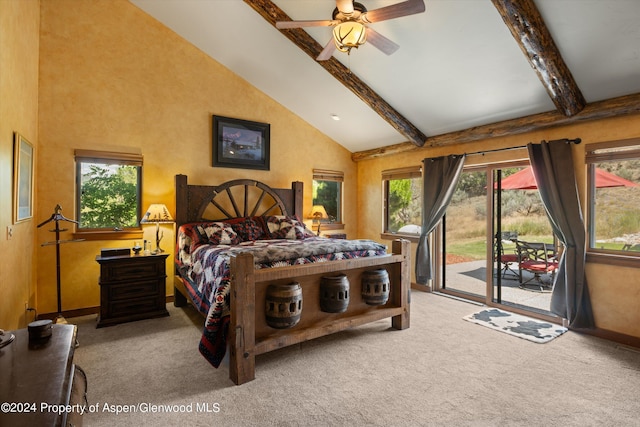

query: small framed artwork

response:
[212,115,270,170]
[13,132,34,223]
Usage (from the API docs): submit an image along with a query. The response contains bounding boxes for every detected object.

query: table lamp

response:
[140,204,174,253]
[308,205,328,235]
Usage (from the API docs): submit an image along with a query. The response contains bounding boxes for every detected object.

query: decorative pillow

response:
[229,217,265,241]
[302,227,317,238]
[176,224,199,266]
[265,215,307,240]
[194,222,240,245]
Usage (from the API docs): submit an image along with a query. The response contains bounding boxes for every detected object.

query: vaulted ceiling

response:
[131,0,640,159]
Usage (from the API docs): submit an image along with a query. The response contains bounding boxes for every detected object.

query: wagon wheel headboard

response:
[174,175,303,229]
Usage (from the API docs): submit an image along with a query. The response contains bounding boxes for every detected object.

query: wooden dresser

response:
[96,253,169,327]
[0,324,86,426]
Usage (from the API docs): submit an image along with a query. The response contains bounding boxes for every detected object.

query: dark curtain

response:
[528,140,594,329]
[416,154,466,284]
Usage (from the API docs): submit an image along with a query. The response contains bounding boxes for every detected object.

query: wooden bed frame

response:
[173,174,410,385]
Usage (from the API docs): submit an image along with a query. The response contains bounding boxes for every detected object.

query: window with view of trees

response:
[312,169,343,224]
[75,150,142,232]
[586,140,640,253]
[383,167,422,234]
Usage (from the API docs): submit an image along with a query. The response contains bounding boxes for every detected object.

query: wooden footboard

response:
[228,239,410,385]
[173,174,411,385]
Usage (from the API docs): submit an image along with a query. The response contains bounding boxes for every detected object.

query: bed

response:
[173,174,410,385]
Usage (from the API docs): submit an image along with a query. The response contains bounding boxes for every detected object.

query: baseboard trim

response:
[39,306,100,321]
[411,282,431,292]
[38,296,176,321]
[37,296,640,351]
[580,327,640,349]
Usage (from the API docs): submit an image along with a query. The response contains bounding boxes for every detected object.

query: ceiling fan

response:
[275,0,426,61]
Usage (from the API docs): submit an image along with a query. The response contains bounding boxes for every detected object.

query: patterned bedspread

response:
[176,237,388,367]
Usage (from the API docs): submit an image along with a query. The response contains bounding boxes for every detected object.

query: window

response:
[312,169,343,225]
[75,149,143,238]
[382,166,422,235]
[586,139,640,254]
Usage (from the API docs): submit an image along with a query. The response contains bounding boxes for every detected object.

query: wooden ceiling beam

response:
[351,92,640,161]
[244,0,427,147]
[492,0,586,117]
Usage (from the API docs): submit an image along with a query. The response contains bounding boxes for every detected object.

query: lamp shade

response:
[333,21,367,52]
[308,205,328,220]
[140,204,174,223]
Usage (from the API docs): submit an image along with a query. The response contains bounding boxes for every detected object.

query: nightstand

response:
[96,253,169,327]
[326,233,347,239]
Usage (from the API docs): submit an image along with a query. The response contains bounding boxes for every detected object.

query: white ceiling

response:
[130,0,640,153]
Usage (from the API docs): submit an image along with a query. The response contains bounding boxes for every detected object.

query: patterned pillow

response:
[265,215,307,240]
[177,225,197,253]
[194,222,240,245]
[176,224,200,266]
[229,217,265,241]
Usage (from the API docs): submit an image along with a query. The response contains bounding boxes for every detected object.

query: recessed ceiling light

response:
[330,114,341,121]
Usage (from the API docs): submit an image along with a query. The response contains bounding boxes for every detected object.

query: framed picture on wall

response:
[13,132,34,223]
[212,115,270,170]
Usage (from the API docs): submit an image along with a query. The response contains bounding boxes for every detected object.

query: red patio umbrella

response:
[497,166,638,190]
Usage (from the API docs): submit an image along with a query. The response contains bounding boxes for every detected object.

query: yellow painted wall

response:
[0,0,40,329]
[3,0,639,341]
[35,0,354,315]
[357,114,640,338]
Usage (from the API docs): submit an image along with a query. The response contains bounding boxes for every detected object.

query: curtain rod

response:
[466,138,581,157]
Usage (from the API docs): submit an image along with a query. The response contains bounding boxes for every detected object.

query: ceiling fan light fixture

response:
[333,21,367,53]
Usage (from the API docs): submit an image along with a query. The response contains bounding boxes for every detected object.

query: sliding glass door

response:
[492,165,554,313]
[443,168,488,301]
[440,164,554,315]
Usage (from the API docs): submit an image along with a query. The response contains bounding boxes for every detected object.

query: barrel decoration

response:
[265,282,303,329]
[320,274,350,313]
[361,269,390,306]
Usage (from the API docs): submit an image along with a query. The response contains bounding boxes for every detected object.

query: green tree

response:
[456,170,486,198]
[388,178,421,231]
[312,180,339,221]
[389,179,411,228]
[80,164,138,228]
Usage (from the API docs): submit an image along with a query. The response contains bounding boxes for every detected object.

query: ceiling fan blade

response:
[366,27,400,55]
[336,0,354,15]
[276,20,336,29]
[317,39,336,61]
[362,0,425,23]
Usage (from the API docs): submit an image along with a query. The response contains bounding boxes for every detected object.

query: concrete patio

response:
[445,260,553,312]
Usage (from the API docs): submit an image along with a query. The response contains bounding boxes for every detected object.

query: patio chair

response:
[516,240,559,291]
[494,231,519,279]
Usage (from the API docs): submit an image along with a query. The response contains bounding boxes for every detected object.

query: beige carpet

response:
[71,291,640,426]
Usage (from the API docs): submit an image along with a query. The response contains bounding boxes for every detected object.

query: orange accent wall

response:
[0,0,40,329]
[34,0,354,317]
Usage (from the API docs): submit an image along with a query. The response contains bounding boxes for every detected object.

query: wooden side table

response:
[96,253,169,327]
[326,233,347,239]
[0,324,86,427]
